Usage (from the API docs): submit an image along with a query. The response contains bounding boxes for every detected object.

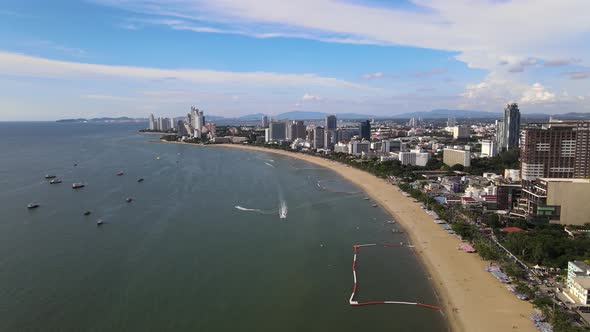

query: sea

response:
[0,122,448,331]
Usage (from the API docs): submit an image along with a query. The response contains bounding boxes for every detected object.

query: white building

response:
[398,149,431,166]
[567,261,590,305]
[452,126,470,140]
[148,114,156,130]
[481,140,498,158]
[334,142,349,154]
[349,140,370,156]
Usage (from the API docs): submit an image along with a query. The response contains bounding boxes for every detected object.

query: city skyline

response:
[1,1,590,121]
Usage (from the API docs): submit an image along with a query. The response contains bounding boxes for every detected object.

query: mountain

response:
[392,109,502,119]
[273,111,374,120]
[237,113,266,119]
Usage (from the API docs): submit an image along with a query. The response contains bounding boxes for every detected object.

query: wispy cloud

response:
[565,71,590,80]
[21,40,88,57]
[301,93,322,101]
[0,51,367,89]
[543,58,581,67]
[361,72,385,80]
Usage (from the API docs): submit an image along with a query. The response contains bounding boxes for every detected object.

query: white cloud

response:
[361,72,385,80]
[302,93,322,101]
[95,0,590,71]
[0,51,365,89]
[520,83,556,104]
[21,40,88,57]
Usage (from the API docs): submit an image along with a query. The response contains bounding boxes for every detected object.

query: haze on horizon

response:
[0,0,589,121]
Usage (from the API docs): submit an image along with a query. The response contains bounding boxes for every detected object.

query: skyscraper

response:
[502,103,521,150]
[520,121,590,180]
[268,120,287,141]
[360,120,371,140]
[313,126,325,149]
[148,113,155,130]
[495,120,505,149]
[325,114,337,131]
[262,115,269,128]
[447,116,456,127]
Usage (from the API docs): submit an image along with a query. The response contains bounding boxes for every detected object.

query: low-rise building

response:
[567,261,590,305]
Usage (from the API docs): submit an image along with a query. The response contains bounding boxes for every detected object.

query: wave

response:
[279,200,288,219]
[235,205,262,212]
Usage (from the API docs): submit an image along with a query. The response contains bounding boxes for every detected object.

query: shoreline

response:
[169,141,536,332]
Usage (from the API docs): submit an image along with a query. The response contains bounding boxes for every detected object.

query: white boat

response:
[27,203,39,209]
[96,219,104,226]
[279,201,288,219]
[72,183,85,189]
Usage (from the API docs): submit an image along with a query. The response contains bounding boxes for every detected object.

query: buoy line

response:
[349,243,441,310]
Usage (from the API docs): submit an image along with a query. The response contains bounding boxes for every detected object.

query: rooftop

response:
[501,227,525,233]
[573,276,590,290]
[539,178,590,184]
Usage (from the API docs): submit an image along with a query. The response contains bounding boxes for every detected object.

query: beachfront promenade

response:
[214,143,537,332]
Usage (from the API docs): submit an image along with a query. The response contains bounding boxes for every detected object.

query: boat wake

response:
[279,200,288,219]
[264,162,275,168]
[235,205,262,212]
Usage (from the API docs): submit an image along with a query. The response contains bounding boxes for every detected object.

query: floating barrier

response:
[349,243,441,311]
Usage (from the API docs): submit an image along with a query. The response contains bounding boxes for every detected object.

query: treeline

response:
[501,226,590,268]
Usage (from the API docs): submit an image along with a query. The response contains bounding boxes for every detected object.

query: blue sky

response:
[0,0,589,120]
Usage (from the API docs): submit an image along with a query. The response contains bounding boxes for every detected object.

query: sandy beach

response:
[209,143,536,332]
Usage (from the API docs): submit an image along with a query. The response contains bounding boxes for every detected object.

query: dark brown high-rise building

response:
[520,121,590,181]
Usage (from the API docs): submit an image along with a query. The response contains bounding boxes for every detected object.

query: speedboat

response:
[84,211,91,216]
[137,178,144,183]
[27,203,40,209]
[126,197,133,203]
[116,171,124,176]
[45,174,56,179]
[72,183,85,189]
[96,219,104,226]
[50,179,62,184]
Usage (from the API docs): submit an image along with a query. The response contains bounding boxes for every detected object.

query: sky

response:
[0,0,589,120]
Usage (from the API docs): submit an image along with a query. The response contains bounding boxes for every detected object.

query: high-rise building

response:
[481,140,498,158]
[148,113,156,130]
[177,120,188,136]
[408,117,420,128]
[443,148,471,167]
[360,120,371,140]
[520,121,590,181]
[452,126,470,140]
[501,103,521,150]
[262,115,269,128]
[447,116,456,127]
[295,120,306,139]
[268,120,287,142]
[325,114,337,131]
[313,126,325,149]
[324,129,336,150]
[169,117,175,130]
[495,120,505,150]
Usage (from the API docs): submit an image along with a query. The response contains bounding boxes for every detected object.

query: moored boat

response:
[126,197,133,203]
[84,211,91,216]
[49,179,62,184]
[45,174,56,179]
[72,183,85,189]
[137,178,144,183]
[27,203,40,209]
[96,219,104,226]
[116,171,124,176]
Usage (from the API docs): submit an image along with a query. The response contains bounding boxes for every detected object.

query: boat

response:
[126,197,133,203]
[49,179,62,184]
[386,220,397,224]
[372,203,378,207]
[84,211,91,216]
[72,183,85,189]
[44,174,56,179]
[96,219,104,226]
[116,171,124,176]
[391,229,404,234]
[363,196,370,200]
[137,178,144,183]
[156,156,161,160]
[27,203,40,209]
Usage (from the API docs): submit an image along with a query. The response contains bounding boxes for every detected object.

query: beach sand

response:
[209,144,537,332]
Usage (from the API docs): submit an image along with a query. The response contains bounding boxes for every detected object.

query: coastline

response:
[172,142,536,332]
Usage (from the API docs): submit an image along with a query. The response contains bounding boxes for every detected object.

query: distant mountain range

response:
[56,110,590,123]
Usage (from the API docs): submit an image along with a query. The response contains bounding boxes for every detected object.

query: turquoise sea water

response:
[0,122,448,331]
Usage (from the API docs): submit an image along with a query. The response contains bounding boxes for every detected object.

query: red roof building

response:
[501,227,525,233]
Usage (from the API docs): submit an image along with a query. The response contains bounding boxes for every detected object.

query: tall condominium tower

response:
[502,103,521,150]
[262,115,269,128]
[520,121,590,181]
[360,120,371,140]
[325,114,337,131]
